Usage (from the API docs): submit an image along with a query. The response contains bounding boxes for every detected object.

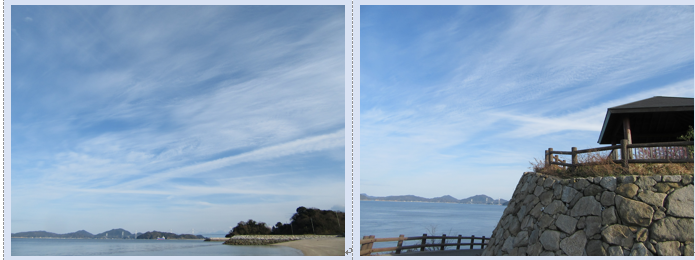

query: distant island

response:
[11,228,204,240]
[360,193,509,205]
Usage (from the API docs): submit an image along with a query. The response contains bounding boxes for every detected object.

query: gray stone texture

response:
[600,177,617,191]
[635,177,657,190]
[637,190,667,207]
[528,203,543,219]
[602,225,635,248]
[538,214,553,229]
[555,214,577,234]
[543,200,566,215]
[616,183,639,198]
[635,227,648,242]
[539,251,554,256]
[616,196,654,226]
[539,190,553,206]
[630,242,651,256]
[684,242,694,256]
[602,206,618,225]
[574,178,590,191]
[584,216,602,238]
[553,183,563,199]
[540,230,561,251]
[618,175,636,184]
[560,230,587,256]
[562,186,579,203]
[583,184,603,196]
[600,191,615,206]
[513,231,529,247]
[527,242,543,256]
[543,177,556,188]
[608,246,623,256]
[534,185,544,196]
[665,185,694,218]
[656,241,681,256]
[654,183,671,193]
[586,240,607,256]
[662,175,682,183]
[650,217,694,242]
[570,196,602,217]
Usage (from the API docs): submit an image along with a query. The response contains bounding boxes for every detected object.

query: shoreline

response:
[271,237,345,256]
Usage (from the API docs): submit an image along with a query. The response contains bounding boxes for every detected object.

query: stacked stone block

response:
[482,172,694,256]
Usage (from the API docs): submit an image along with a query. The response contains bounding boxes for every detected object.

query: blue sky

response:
[11,6,345,234]
[360,6,694,201]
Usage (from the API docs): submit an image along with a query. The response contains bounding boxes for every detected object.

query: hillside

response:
[360,193,508,205]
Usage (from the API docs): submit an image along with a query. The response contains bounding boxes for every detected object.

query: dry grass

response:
[530,150,693,178]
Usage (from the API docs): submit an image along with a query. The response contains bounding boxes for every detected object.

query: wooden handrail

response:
[359,233,489,256]
[545,139,693,170]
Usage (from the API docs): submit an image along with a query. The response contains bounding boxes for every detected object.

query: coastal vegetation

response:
[138,231,204,239]
[226,206,345,237]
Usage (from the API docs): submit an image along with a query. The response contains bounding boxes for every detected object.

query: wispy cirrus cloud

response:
[11,6,345,234]
[361,6,693,200]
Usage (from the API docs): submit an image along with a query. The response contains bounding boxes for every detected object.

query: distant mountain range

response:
[11,228,204,239]
[360,193,509,205]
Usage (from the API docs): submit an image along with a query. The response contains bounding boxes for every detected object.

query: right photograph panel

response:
[359,5,694,256]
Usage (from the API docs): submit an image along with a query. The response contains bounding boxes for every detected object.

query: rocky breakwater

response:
[482,172,694,256]
[223,235,338,245]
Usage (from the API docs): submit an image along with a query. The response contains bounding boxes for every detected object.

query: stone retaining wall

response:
[223,235,337,245]
[482,172,694,256]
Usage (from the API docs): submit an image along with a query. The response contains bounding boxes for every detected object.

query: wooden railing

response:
[359,234,489,256]
[545,139,694,169]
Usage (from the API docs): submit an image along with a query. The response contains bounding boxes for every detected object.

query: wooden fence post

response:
[440,234,446,251]
[621,139,629,169]
[360,236,368,255]
[421,234,427,251]
[482,236,486,249]
[470,235,475,249]
[571,147,578,168]
[366,235,375,254]
[547,148,553,167]
[395,234,404,255]
[456,235,462,250]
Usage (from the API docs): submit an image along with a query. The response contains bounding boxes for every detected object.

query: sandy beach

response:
[272,237,345,256]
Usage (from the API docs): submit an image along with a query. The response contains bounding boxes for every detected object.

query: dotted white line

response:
[350,0,354,258]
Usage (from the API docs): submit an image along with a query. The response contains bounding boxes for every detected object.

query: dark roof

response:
[597,96,694,144]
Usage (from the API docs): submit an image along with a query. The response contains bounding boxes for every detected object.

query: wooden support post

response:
[421,234,427,251]
[360,236,369,255]
[440,234,446,251]
[623,117,633,159]
[571,147,578,167]
[621,139,629,169]
[482,236,486,249]
[456,235,462,250]
[367,235,375,254]
[547,148,553,167]
[395,234,404,254]
[470,235,475,249]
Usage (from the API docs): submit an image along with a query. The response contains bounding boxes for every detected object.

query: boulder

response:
[539,190,553,206]
[635,228,648,242]
[513,231,529,247]
[600,191,615,206]
[586,240,607,256]
[540,230,561,251]
[562,186,580,203]
[616,196,654,226]
[654,183,672,193]
[637,190,667,207]
[599,177,617,191]
[601,206,618,225]
[569,196,602,217]
[635,177,657,190]
[584,216,601,238]
[684,242,694,256]
[583,184,603,196]
[574,178,590,191]
[650,217,694,242]
[543,200,566,215]
[555,214,577,234]
[501,236,514,253]
[656,241,681,256]
[560,230,587,256]
[629,242,651,256]
[527,242,543,256]
[608,246,623,256]
[665,185,694,218]
[663,175,682,183]
[601,225,635,248]
[616,183,638,198]
[538,214,553,229]
[534,186,544,196]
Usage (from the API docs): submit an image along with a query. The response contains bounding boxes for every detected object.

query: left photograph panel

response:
[9,5,346,256]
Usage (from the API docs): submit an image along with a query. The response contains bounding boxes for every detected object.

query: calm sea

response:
[11,237,302,256]
[360,201,505,249]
